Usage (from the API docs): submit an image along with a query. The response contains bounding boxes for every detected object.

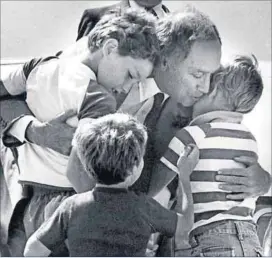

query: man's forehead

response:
[187,40,221,72]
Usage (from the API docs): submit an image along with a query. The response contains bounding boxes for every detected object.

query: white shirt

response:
[2,58,96,187]
[129,0,167,18]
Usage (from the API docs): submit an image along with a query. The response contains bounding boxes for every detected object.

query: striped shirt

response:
[160,111,259,231]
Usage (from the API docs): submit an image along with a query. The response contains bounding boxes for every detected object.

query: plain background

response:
[1,1,271,177]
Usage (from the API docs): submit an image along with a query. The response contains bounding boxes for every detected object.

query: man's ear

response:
[102,39,119,57]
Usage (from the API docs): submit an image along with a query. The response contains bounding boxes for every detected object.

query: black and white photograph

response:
[0,0,271,257]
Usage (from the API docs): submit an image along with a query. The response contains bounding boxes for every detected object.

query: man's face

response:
[97,51,153,93]
[155,40,222,107]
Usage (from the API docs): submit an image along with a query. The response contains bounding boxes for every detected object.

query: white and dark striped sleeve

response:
[160,125,207,175]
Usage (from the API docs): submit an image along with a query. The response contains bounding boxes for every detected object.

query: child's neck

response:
[78,50,101,75]
[96,182,129,189]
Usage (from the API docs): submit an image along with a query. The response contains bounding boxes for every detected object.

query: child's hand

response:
[177,144,199,176]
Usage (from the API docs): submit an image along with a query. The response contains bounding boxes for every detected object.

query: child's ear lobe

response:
[102,39,119,57]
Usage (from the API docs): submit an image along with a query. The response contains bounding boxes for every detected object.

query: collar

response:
[129,0,165,14]
[94,186,128,194]
[140,78,162,102]
[190,111,244,126]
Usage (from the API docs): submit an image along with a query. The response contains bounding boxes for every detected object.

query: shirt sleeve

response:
[33,198,71,252]
[142,196,178,237]
[160,126,203,176]
[1,58,45,96]
[7,116,35,143]
[78,80,117,120]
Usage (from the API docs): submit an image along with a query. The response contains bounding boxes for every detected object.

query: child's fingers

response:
[180,144,194,158]
[187,144,199,161]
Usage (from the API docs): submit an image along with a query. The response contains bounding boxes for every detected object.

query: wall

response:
[1,1,271,61]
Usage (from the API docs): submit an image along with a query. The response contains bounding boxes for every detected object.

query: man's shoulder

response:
[82,3,121,19]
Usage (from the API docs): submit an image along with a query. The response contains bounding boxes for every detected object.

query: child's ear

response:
[160,56,169,71]
[102,39,119,57]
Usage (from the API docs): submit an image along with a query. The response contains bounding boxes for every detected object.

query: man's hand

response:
[215,156,271,200]
[26,110,77,156]
[177,144,199,176]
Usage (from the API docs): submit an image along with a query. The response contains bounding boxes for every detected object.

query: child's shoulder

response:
[208,121,256,140]
[64,191,96,209]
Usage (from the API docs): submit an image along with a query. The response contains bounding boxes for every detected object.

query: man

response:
[76,0,169,41]
[58,0,169,62]
[1,5,270,257]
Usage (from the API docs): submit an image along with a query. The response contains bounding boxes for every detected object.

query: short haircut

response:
[210,55,263,114]
[73,113,148,185]
[156,5,222,59]
[88,9,160,63]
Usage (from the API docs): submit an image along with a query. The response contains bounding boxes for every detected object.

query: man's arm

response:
[2,108,76,156]
[66,80,117,192]
[0,58,46,98]
[215,156,271,200]
[0,58,75,154]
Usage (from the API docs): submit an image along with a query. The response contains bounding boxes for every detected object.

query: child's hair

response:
[210,55,263,113]
[73,113,148,185]
[88,9,160,64]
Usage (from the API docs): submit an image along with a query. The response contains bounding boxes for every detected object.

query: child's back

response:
[48,189,176,257]
[24,113,184,257]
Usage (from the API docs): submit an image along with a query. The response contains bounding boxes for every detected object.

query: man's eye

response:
[128,72,133,79]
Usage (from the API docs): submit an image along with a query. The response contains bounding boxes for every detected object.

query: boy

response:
[0,9,159,255]
[24,113,196,257]
[158,56,265,256]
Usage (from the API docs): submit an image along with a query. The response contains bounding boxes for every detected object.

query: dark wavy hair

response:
[88,8,160,64]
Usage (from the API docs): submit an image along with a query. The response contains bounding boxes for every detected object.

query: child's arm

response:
[149,126,201,198]
[1,57,51,98]
[66,80,117,192]
[175,144,199,249]
[24,198,71,257]
[152,127,201,249]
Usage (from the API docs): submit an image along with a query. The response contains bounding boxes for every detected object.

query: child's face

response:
[97,46,153,93]
[192,86,221,118]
